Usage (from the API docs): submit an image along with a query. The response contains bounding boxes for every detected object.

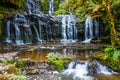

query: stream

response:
[15,42,120,80]
[0,0,120,80]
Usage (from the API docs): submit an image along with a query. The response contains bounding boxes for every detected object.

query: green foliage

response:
[55,0,100,22]
[1,59,26,68]
[0,0,26,11]
[104,45,115,53]
[103,45,120,70]
[54,0,60,12]
[113,50,120,61]
[108,60,119,70]
[54,9,68,15]
[7,64,18,74]
[17,69,26,76]
[1,59,15,65]
[16,60,26,68]
[94,45,120,70]
[9,75,27,80]
[40,0,60,14]
[0,14,3,35]
[111,0,120,9]
[46,53,72,71]
[40,0,49,13]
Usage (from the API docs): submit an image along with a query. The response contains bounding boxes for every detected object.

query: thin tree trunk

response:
[107,0,120,46]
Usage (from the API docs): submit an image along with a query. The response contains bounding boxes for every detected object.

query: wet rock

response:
[0,52,18,61]
[31,69,39,74]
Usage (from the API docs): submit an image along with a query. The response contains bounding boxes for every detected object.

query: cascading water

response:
[5,21,11,43]
[60,14,78,42]
[61,16,67,40]
[26,0,40,14]
[84,16,93,43]
[3,0,61,44]
[62,60,117,80]
[14,23,24,45]
[49,0,54,15]
[2,0,79,44]
[83,16,103,43]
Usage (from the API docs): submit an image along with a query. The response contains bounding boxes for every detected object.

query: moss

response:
[40,0,49,13]
[54,9,68,15]
[16,59,27,68]
[0,14,3,36]
[0,0,26,10]
[54,0,60,12]
[9,75,27,80]
[7,64,18,74]
[46,53,73,71]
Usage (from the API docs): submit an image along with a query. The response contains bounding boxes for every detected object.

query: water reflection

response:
[18,45,120,80]
[18,47,98,62]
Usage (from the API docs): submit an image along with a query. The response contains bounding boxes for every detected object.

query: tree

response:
[102,0,120,46]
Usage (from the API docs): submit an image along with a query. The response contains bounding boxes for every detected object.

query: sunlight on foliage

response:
[55,0,101,21]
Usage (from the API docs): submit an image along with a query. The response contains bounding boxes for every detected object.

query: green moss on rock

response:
[46,53,73,71]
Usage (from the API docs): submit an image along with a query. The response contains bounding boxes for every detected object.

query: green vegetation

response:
[40,0,49,13]
[103,46,120,70]
[55,0,100,21]
[0,0,26,10]
[46,53,73,71]
[94,45,120,70]
[9,75,27,80]
[0,58,27,80]
[0,0,26,36]
[55,0,120,46]
[1,59,27,68]
[40,0,60,14]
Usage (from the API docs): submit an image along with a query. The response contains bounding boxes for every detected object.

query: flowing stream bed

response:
[7,42,119,80]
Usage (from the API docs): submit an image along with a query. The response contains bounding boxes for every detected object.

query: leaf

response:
[113,50,120,59]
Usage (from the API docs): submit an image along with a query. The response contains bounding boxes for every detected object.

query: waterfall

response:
[14,23,24,45]
[3,0,78,44]
[62,61,94,80]
[60,14,78,42]
[83,16,102,43]
[61,16,67,40]
[33,25,41,42]
[24,24,32,44]
[38,20,42,40]
[49,0,54,15]
[84,16,93,42]
[5,21,11,43]
[26,0,40,14]
[94,19,100,38]
[62,60,117,80]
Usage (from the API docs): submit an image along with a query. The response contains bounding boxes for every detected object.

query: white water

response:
[49,0,54,15]
[62,60,117,80]
[95,60,117,75]
[14,23,24,45]
[33,25,41,42]
[61,15,67,40]
[62,61,94,80]
[26,0,40,14]
[84,16,93,42]
[83,16,102,43]
[60,14,78,42]
[5,21,11,43]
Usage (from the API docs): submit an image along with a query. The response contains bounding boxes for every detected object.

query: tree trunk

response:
[107,0,120,46]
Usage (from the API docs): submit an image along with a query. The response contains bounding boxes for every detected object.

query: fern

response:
[113,50,120,60]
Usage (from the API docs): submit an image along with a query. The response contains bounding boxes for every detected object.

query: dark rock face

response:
[2,13,61,44]
[0,0,25,9]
